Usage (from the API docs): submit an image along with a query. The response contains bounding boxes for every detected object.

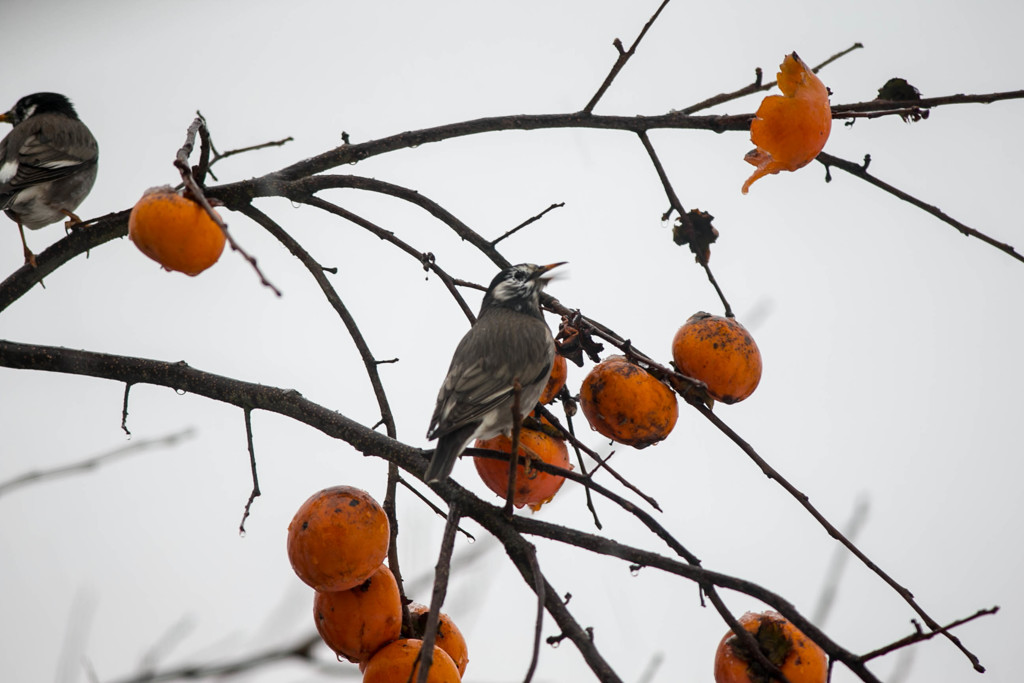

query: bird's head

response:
[480,262,565,318]
[0,93,78,126]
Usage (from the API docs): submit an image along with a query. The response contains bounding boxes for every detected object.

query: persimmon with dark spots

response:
[314,564,402,663]
[361,638,461,683]
[672,312,762,404]
[579,355,678,447]
[742,52,832,194]
[539,354,568,404]
[287,485,390,592]
[128,186,226,275]
[474,428,571,511]
[408,602,470,676]
[714,610,827,683]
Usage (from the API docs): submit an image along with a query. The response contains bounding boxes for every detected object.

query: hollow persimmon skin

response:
[474,429,571,511]
[362,638,461,683]
[714,610,827,683]
[287,486,390,592]
[128,186,226,275]
[742,52,832,194]
[313,564,402,663]
[408,602,470,676]
[539,354,568,404]
[579,355,678,447]
[672,312,762,404]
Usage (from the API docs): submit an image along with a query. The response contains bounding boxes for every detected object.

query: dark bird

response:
[425,262,564,484]
[0,93,99,266]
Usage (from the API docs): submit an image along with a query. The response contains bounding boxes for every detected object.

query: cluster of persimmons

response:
[125,51,832,682]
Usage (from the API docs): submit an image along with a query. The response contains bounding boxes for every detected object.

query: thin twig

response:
[238,408,260,535]
[396,474,477,542]
[174,116,283,296]
[492,202,565,246]
[582,0,673,114]
[817,151,1024,264]
[860,607,999,663]
[523,545,547,683]
[679,42,864,115]
[0,429,196,498]
[637,131,733,316]
[121,382,132,436]
[416,503,461,683]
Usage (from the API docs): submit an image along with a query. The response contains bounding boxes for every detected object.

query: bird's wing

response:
[427,315,554,440]
[0,115,98,196]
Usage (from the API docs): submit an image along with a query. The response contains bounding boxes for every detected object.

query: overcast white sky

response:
[1,1,1022,682]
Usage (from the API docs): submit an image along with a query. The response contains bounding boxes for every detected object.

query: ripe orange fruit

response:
[408,603,470,676]
[474,429,571,511]
[743,52,832,194]
[314,564,402,663]
[362,638,461,683]
[671,312,762,404]
[714,611,827,683]
[539,354,568,404]
[287,486,390,592]
[579,355,678,447]
[128,185,226,275]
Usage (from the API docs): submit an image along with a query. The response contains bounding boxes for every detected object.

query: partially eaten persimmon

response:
[742,52,832,194]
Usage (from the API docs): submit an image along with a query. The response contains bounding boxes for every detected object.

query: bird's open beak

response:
[533,261,567,281]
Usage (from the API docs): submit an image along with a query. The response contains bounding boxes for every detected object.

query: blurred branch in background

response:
[0,428,196,499]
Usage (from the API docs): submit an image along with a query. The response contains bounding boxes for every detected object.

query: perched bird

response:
[0,92,99,266]
[425,262,564,484]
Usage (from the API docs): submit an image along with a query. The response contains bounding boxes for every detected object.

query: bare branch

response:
[582,0,673,114]
[238,408,260,535]
[817,151,1024,264]
[416,503,461,683]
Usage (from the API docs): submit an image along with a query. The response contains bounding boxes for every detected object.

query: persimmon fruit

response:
[539,354,568,404]
[362,638,461,683]
[408,603,470,676]
[672,312,762,404]
[714,610,827,683]
[128,186,226,275]
[314,564,402,663]
[474,428,571,510]
[742,52,832,194]
[579,355,678,447]
[287,485,390,592]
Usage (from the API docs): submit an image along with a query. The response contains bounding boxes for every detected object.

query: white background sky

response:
[1,1,1022,682]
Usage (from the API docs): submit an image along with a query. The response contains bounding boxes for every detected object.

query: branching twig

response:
[174,116,283,296]
[817,151,1024,264]
[582,0,673,114]
[238,409,260,534]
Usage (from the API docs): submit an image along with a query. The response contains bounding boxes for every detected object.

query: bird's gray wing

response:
[0,115,98,196]
[427,315,553,440]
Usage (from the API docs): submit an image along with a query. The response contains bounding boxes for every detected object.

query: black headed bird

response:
[425,262,564,483]
[0,93,99,266]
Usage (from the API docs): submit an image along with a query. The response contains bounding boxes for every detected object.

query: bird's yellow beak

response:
[0,111,11,124]
[536,261,567,277]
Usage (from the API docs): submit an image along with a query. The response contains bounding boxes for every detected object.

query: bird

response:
[0,92,99,266]
[425,262,564,484]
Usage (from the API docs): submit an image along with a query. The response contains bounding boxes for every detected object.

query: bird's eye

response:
[512,270,526,281]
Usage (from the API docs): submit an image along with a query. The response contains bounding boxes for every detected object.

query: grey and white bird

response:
[0,92,99,266]
[425,262,564,484]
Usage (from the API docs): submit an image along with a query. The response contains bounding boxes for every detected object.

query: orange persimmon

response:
[362,638,461,683]
[314,564,402,663]
[408,603,470,676]
[539,354,568,404]
[714,611,827,683]
[128,186,226,275]
[742,53,832,194]
[672,312,762,404]
[287,486,390,592]
[474,428,571,510]
[579,355,678,447]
